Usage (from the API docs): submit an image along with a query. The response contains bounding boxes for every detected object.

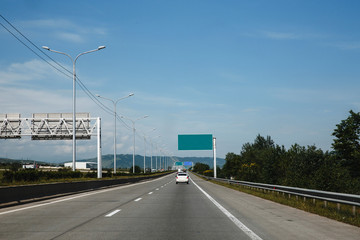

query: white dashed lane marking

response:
[105,209,121,217]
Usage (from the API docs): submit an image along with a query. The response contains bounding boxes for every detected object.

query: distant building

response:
[22,164,36,169]
[64,162,97,170]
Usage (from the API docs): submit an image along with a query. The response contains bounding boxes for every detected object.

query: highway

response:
[0,172,359,240]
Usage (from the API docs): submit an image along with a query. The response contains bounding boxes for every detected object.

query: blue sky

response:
[1,0,360,163]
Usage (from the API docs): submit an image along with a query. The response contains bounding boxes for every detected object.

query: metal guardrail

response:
[201,175,360,210]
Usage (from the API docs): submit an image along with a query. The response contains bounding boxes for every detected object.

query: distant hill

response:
[0,158,52,165]
[77,154,225,169]
[174,156,225,168]
[0,155,226,169]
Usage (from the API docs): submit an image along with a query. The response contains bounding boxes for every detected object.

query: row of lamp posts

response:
[43,45,168,174]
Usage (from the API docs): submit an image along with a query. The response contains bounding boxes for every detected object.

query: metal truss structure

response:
[0,113,103,178]
[0,113,95,140]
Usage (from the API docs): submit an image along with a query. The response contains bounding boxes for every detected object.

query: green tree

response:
[9,163,22,172]
[193,163,210,174]
[240,135,280,183]
[332,110,360,177]
[221,132,360,194]
[129,165,141,174]
[222,152,242,179]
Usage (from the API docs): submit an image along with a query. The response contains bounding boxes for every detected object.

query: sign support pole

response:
[213,137,217,178]
[97,117,102,178]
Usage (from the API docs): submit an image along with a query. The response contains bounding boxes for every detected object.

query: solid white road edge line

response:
[0,174,170,216]
[105,209,121,217]
[190,178,263,240]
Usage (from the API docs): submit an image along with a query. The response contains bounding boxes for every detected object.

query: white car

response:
[176,172,189,184]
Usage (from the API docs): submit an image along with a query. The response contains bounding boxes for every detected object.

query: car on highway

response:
[176,172,189,184]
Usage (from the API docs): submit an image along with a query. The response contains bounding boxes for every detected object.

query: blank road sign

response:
[178,134,213,150]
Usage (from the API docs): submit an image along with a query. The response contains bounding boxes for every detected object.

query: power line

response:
[0,14,118,117]
[0,21,72,79]
[0,14,111,113]
[0,14,132,131]
[0,14,72,77]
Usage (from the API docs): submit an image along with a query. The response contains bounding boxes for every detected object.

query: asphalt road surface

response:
[0,172,359,240]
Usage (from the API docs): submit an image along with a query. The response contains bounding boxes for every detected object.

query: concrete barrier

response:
[0,173,172,208]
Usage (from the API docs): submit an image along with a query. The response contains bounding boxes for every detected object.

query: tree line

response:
[194,110,360,194]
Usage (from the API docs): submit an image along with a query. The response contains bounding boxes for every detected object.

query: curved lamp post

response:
[96,93,134,173]
[151,135,161,171]
[42,46,105,171]
[143,128,156,173]
[121,115,149,173]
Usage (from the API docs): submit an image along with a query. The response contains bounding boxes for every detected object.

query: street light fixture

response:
[121,115,149,173]
[151,135,161,171]
[42,45,105,171]
[96,93,134,174]
[143,128,156,173]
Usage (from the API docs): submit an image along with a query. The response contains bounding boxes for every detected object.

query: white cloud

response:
[21,19,76,29]
[256,30,326,41]
[217,72,246,83]
[134,92,192,108]
[262,31,300,40]
[20,18,107,43]
[331,41,360,50]
[56,32,84,43]
[270,87,353,103]
[54,144,72,155]
[0,59,66,84]
[242,108,260,113]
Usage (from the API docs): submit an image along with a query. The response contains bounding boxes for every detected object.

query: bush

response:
[203,169,213,177]
[129,165,141,174]
[85,171,97,178]
[193,163,210,174]
[1,169,84,184]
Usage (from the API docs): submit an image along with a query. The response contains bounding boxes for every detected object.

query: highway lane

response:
[0,172,359,239]
[192,173,360,240]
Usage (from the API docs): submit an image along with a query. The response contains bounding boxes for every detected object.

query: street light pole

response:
[96,93,134,174]
[152,135,161,171]
[43,46,105,171]
[121,115,148,173]
[143,128,155,173]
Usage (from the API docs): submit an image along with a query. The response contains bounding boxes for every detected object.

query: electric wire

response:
[0,14,132,131]
[0,14,119,119]
[1,15,167,162]
[0,14,114,117]
[0,21,72,79]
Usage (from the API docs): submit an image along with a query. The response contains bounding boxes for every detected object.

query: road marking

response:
[134,198,142,202]
[0,174,170,216]
[156,188,159,190]
[105,209,121,217]
[191,178,263,240]
[148,192,153,195]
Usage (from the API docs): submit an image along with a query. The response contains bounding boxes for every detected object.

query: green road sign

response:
[175,162,183,166]
[178,134,213,150]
